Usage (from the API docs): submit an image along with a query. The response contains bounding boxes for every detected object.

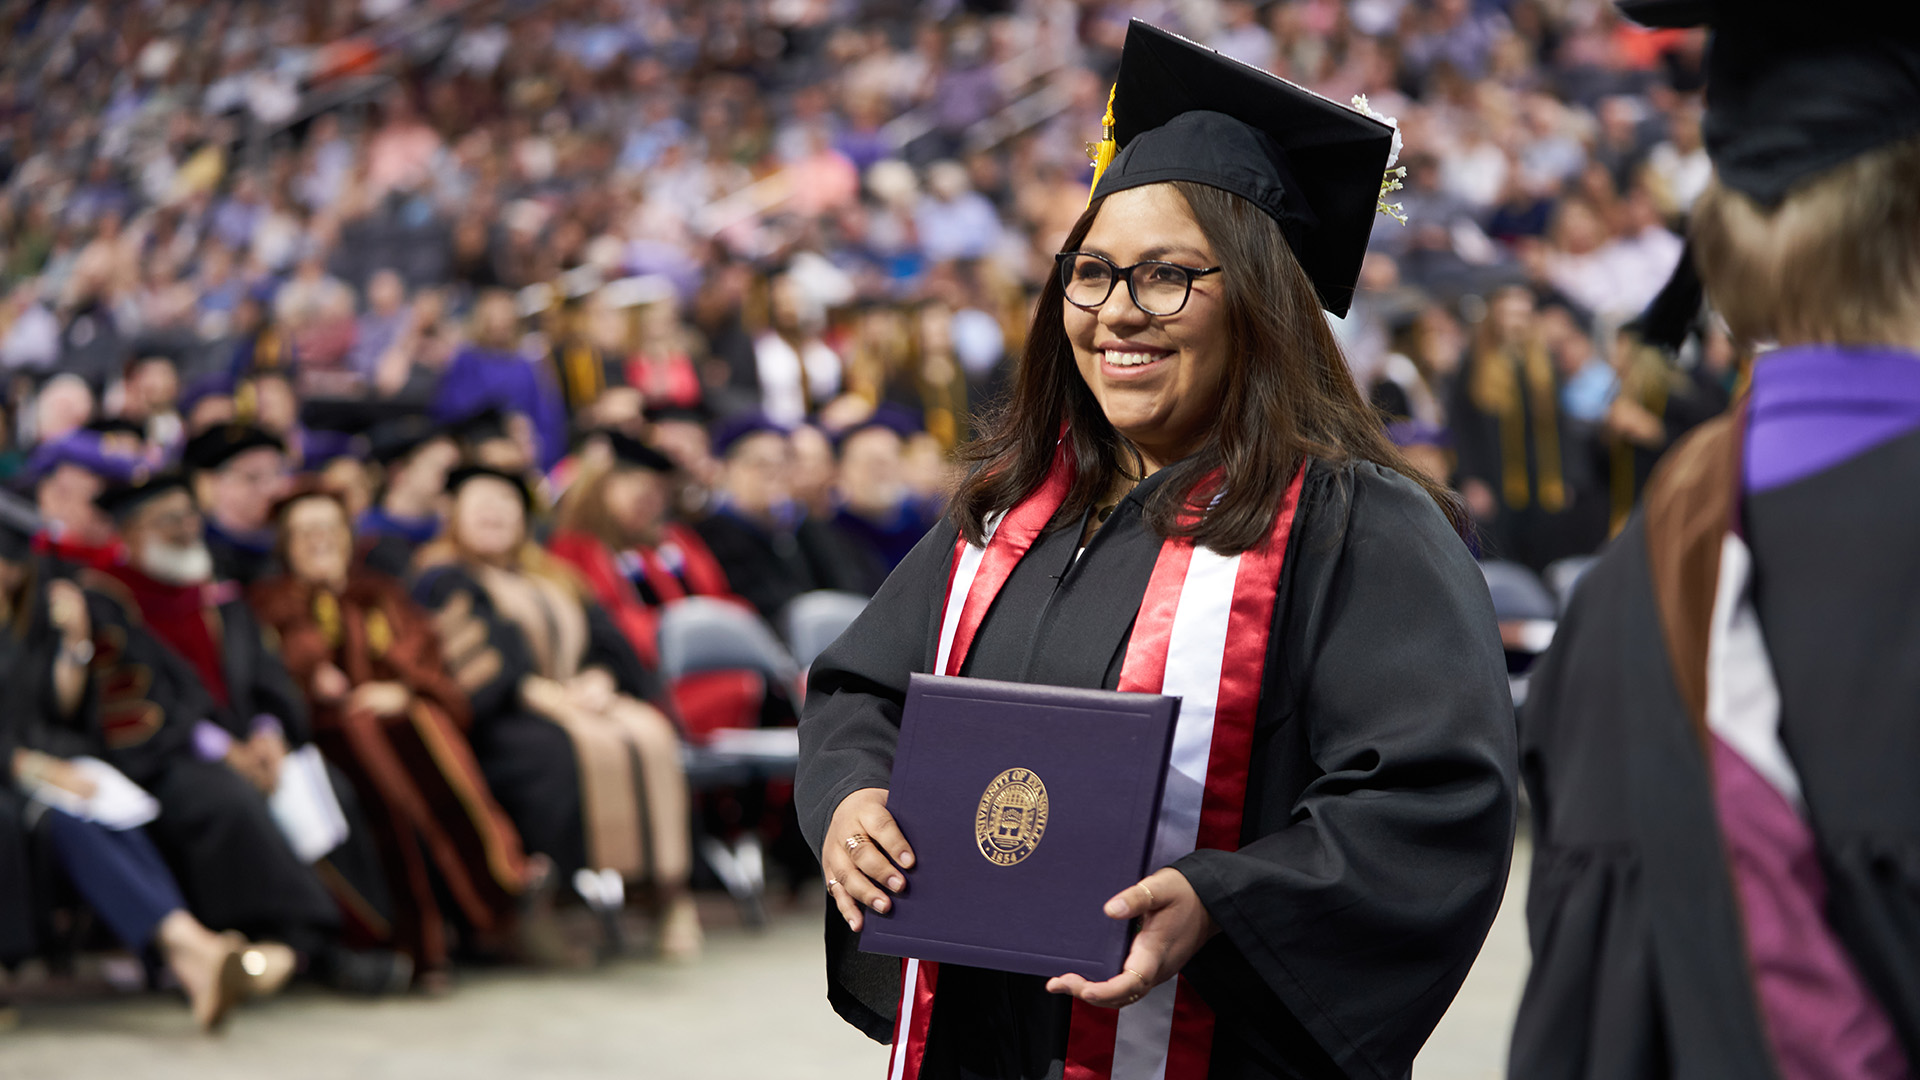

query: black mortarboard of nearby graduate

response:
[180,424,285,474]
[1087,19,1400,318]
[94,471,193,523]
[1618,0,1920,208]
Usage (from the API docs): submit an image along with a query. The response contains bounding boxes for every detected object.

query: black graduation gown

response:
[797,460,1518,1080]
[693,509,877,623]
[1510,423,1920,1077]
[412,564,668,879]
[204,522,280,585]
[1447,364,1603,572]
[74,575,344,947]
[0,569,92,965]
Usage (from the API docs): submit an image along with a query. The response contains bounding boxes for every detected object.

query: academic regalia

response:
[693,505,876,622]
[805,24,1515,1077]
[1588,362,1730,540]
[70,571,342,948]
[83,560,392,947]
[798,460,1516,1078]
[1512,357,1920,1068]
[432,345,570,471]
[249,569,527,972]
[829,499,941,584]
[203,519,279,585]
[356,507,440,581]
[0,557,92,965]
[1447,348,1600,572]
[1514,2,1920,1074]
[412,558,685,885]
[182,424,291,586]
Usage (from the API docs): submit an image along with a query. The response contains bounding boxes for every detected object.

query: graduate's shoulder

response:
[1304,456,1470,557]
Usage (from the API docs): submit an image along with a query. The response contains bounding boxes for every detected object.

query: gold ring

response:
[1125,967,1149,990]
[1140,882,1155,907]
[826,877,839,889]
[846,834,867,854]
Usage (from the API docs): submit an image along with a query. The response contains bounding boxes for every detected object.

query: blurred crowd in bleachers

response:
[0,0,1732,1028]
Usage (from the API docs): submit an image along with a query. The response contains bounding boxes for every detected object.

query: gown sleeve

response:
[1172,464,1519,1079]
[232,602,313,745]
[82,589,201,788]
[412,566,536,724]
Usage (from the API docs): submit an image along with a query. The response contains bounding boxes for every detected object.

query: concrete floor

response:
[0,841,1530,1080]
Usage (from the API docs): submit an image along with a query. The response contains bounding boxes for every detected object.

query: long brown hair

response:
[953,181,1462,554]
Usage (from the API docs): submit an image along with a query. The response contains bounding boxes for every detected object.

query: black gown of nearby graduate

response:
[1510,417,1920,1077]
[412,563,670,879]
[0,566,89,965]
[73,572,372,950]
[797,460,1518,1080]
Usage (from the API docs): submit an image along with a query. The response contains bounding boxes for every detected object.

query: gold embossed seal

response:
[974,768,1049,866]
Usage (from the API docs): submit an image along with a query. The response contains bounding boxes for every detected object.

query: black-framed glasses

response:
[1055,251,1222,317]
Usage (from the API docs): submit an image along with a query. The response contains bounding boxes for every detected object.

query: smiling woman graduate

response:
[795,21,1517,1080]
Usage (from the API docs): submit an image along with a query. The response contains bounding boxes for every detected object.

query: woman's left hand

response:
[1045,867,1218,1009]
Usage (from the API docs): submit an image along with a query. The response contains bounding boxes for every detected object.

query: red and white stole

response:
[887,447,1308,1080]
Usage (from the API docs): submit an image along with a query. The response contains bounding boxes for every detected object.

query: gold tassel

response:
[1085,84,1118,207]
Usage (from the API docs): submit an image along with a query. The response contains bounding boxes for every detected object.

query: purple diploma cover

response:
[857,673,1180,980]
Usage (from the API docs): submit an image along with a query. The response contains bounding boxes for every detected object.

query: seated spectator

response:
[178,375,239,435]
[33,374,96,446]
[251,484,546,986]
[626,299,704,412]
[1447,286,1598,571]
[0,498,294,1030]
[358,415,460,580]
[348,270,412,385]
[413,466,700,959]
[27,432,144,570]
[184,424,293,584]
[693,414,874,624]
[432,291,569,471]
[120,355,184,449]
[827,405,942,583]
[549,433,735,669]
[86,473,409,993]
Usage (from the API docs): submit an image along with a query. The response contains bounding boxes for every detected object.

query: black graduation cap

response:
[85,417,148,441]
[95,472,193,523]
[182,424,286,474]
[604,431,675,474]
[367,413,452,466]
[710,410,790,458]
[450,406,514,446]
[445,464,534,511]
[1088,20,1396,317]
[829,402,923,454]
[298,395,419,436]
[643,400,715,427]
[0,489,40,562]
[1618,0,1920,207]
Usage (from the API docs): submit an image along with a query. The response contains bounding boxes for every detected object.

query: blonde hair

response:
[1691,135,1920,348]
[551,458,627,549]
[414,484,588,597]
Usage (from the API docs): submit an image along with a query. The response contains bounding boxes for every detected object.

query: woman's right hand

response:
[823,787,915,933]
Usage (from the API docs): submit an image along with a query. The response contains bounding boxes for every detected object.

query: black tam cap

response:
[1619,1,1920,207]
[182,424,285,474]
[605,431,675,474]
[95,472,192,523]
[445,464,534,511]
[368,414,451,466]
[1088,20,1397,317]
[0,490,40,561]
